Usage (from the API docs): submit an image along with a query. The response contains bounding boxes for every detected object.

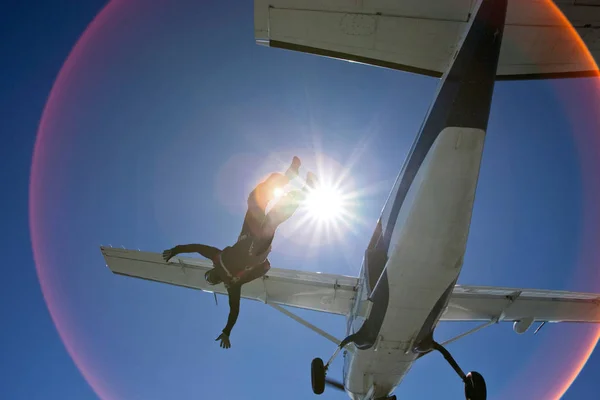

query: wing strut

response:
[440,319,498,347]
[268,303,348,350]
[533,321,547,335]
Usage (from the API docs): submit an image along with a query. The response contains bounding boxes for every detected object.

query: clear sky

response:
[3,0,600,399]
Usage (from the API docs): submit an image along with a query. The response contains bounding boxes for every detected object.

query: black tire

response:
[464,371,487,400]
[311,358,326,395]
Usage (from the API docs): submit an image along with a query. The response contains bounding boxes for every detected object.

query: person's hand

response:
[162,247,177,262]
[216,333,231,349]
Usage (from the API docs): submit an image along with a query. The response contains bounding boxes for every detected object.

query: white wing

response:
[255,0,600,79]
[443,285,600,323]
[101,247,600,323]
[101,247,358,315]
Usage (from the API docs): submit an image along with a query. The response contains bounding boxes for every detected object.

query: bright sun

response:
[305,185,345,222]
[266,156,361,249]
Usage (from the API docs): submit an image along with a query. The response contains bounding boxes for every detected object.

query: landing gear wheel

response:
[464,371,487,400]
[311,358,326,395]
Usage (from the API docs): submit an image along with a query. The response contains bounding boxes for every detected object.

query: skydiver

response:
[162,156,316,349]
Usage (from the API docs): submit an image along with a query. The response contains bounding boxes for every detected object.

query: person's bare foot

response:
[305,171,317,189]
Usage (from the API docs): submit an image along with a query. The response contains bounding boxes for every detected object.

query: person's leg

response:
[251,156,301,208]
[240,157,301,239]
[263,171,317,234]
[263,191,303,233]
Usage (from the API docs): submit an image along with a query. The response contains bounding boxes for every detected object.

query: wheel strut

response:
[311,345,341,395]
[432,341,467,382]
[311,335,354,395]
[431,341,487,400]
[323,334,354,369]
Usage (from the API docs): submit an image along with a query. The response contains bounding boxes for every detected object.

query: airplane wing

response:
[442,285,600,323]
[102,247,600,323]
[101,247,359,315]
[254,0,600,80]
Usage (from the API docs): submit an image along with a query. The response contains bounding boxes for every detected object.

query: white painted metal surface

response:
[101,246,600,324]
[254,0,600,78]
[343,126,487,398]
[101,246,358,315]
[444,285,600,322]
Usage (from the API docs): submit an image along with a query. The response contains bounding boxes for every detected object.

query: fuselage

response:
[337,0,507,397]
[342,127,485,399]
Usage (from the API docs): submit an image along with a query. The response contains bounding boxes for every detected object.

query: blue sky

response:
[2,0,600,399]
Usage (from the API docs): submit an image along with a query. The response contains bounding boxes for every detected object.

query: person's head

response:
[205,268,222,285]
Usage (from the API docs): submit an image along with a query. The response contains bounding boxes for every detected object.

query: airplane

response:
[100,0,600,399]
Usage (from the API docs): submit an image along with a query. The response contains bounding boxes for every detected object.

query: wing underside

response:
[254,0,600,80]
[443,285,600,323]
[102,247,600,324]
[101,247,359,315]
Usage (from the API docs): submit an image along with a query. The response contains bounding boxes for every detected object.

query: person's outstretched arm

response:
[215,284,241,349]
[162,244,221,262]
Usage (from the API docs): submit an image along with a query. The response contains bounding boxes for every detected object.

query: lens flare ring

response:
[28,1,600,399]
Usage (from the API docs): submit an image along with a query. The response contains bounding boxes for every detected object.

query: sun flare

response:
[305,185,345,222]
[264,153,365,251]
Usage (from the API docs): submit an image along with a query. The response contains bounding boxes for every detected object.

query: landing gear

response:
[311,336,353,395]
[432,341,487,400]
[311,358,326,395]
